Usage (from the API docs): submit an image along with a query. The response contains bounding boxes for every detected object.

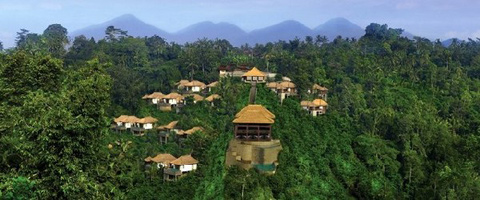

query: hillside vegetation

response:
[1,23,480,199]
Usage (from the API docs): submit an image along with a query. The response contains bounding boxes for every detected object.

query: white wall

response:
[179,164,197,172]
[152,99,159,104]
[125,123,132,128]
[116,122,123,126]
[192,86,201,92]
[143,123,153,129]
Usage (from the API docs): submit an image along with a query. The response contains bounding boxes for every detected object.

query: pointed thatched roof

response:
[233,104,275,124]
[170,155,198,165]
[242,67,266,77]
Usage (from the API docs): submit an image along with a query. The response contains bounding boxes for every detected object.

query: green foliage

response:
[3,23,480,199]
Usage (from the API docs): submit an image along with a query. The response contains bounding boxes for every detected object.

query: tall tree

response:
[43,24,69,58]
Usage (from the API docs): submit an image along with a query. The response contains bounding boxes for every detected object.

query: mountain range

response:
[70,14,411,46]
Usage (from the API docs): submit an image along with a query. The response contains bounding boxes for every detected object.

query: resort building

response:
[145,153,177,169]
[184,80,206,93]
[301,99,328,116]
[205,94,221,106]
[142,92,165,104]
[205,81,218,93]
[266,81,297,102]
[163,155,199,181]
[308,84,328,101]
[225,104,282,174]
[242,67,266,83]
[157,121,180,144]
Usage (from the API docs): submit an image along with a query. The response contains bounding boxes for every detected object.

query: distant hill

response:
[246,20,313,44]
[69,14,171,41]
[442,38,463,47]
[173,21,247,46]
[70,14,380,46]
[313,17,364,41]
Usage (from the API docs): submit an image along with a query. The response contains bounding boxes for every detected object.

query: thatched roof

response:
[163,92,184,100]
[157,121,179,130]
[114,115,141,123]
[242,67,266,77]
[183,127,203,135]
[145,153,177,165]
[183,94,204,101]
[205,94,221,102]
[184,80,206,87]
[312,84,328,91]
[267,81,296,89]
[233,105,275,124]
[142,92,165,99]
[137,116,158,124]
[175,80,190,86]
[170,155,198,165]
[301,99,328,107]
[207,81,219,87]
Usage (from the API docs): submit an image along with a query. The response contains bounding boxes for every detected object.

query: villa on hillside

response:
[175,80,190,90]
[205,94,221,106]
[219,65,277,80]
[218,65,250,78]
[158,92,184,111]
[176,126,204,141]
[145,153,177,169]
[301,99,328,116]
[157,121,180,144]
[308,84,328,101]
[225,104,282,174]
[205,81,218,93]
[142,92,165,104]
[184,80,206,93]
[183,93,204,104]
[112,115,140,132]
[112,115,158,135]
[267,81,297,102]
[242,67,267,83]
[131,116,158,135]
[163,155,198,181]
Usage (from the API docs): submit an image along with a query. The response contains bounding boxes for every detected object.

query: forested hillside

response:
[1,23,480,199]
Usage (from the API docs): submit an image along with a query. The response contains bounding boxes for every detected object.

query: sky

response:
[1,0,479,48]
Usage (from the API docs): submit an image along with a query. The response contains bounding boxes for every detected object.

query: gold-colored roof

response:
[233,105,275,124]
[207,81,218,87]
[114,115,141,123]
[176,80,190,86]
[138,116,158,124]
[267,81,295,89]
[184,80,206,87]
[312,99,328,106]
[183,94,204,101]
[157,121,179,130]
[142,92,165,99]
[163,92,184,100]
[114,115,129,123]
[145,153,177,164]
[205,94,221,102]
[301,99,328,107]
[312,84,328,91]
[170,155,198,165]
[242,67,266,77]
[183,126,203,135]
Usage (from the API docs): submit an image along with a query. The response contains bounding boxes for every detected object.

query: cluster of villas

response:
[144,153,198,181]
[221,65,330,116]
[111,116,204,143]
[142,80,221,112]
[113,65,332,180]
[111,115,158,135]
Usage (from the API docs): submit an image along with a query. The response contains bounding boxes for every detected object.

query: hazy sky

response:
[1,0,479,47]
